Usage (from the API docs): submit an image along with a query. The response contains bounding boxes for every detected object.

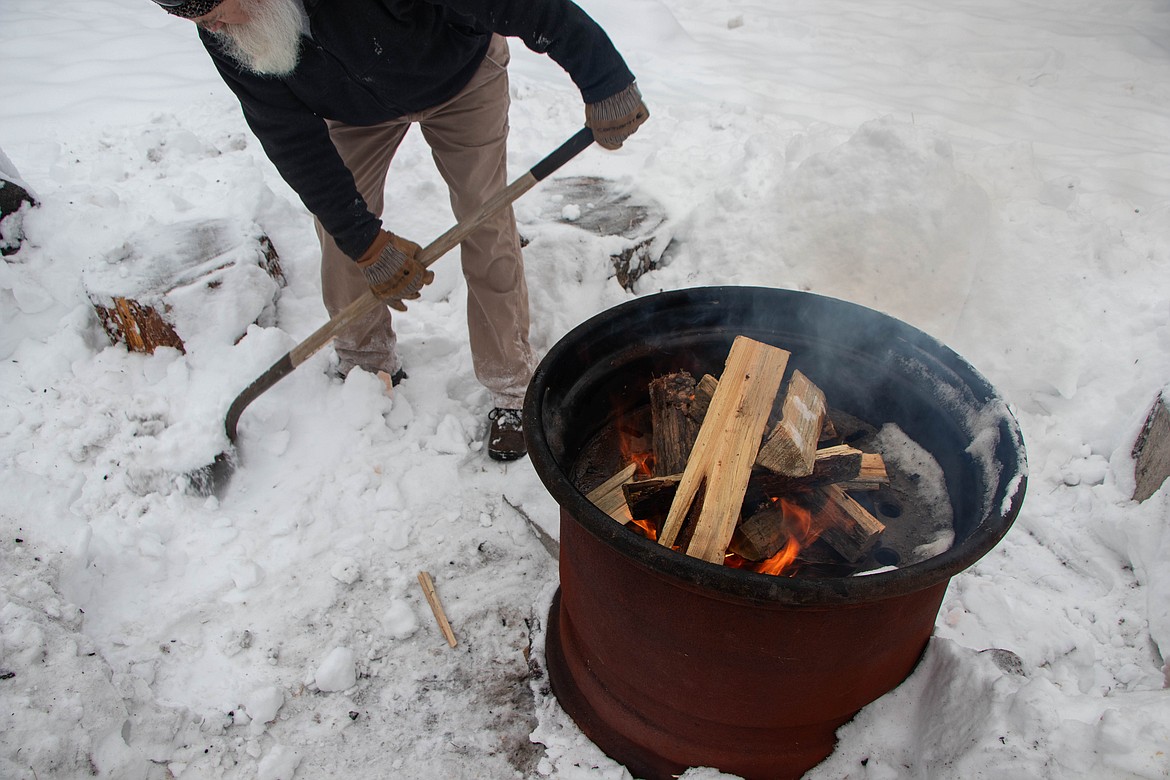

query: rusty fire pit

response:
[523,286,1027,780]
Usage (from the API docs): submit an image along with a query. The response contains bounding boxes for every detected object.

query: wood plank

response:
[659,336,790,563]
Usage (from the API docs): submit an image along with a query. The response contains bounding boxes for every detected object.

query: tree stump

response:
[1,147,37,257]
[82,219,285,354]
[535,176,673,291]
[1133,391,1170,502]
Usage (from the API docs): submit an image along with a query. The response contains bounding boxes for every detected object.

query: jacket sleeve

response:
[426,0,635,103]
[203,40,382,260]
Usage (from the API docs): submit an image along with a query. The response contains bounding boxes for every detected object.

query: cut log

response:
[536,175,673,291]
[649,372,700,477]
[659,336,790,563]
[757,370,827,477]
[750,444,865,498]
[835,453,890,491]
[807,484,886,562]
[586,462,638,523]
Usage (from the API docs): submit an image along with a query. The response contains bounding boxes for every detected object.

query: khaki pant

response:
[314,35,533,408]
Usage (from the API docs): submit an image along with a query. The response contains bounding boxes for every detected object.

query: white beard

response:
[212,0,304,77]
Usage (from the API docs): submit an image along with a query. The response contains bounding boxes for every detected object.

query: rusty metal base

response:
[547,587,858,780]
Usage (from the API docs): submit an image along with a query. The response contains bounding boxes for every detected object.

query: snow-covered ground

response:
[2,0,1169,778]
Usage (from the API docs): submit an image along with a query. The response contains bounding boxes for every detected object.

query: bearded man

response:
[150,0,648,461]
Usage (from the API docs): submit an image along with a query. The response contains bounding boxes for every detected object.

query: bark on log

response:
[807,484,886,562]
[649,372,700,477]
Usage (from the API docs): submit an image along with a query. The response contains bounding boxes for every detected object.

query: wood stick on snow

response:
[417,571,457,648]
[659,336,790,563]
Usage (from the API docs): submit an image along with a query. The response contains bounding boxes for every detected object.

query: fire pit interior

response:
[571,403,955,579]
[524,286,1027,780]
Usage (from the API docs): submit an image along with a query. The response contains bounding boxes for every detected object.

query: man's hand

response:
[356,230,434,311]
[585,82,649,150]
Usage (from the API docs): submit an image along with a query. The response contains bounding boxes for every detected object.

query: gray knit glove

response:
[356,230,434,311]
[585,82,649,150]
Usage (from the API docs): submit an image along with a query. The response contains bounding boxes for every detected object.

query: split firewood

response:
[750,444,864,498]
[685,373,719,424]
[623,474,683,522]
[649,372,700,476]
[689,372,836,447]
[835,453,890,491]
[756,370,827,478]
[660,336,790,563]
[806,484,885,562]
[625,444,868,520]
[728,505,794,561]
[586,462,638,523]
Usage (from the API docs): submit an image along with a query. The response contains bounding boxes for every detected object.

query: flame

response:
[617,424,655,478]
[630,517,658,541]
[752,498,815,577]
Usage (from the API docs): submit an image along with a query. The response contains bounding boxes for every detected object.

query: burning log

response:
[648,372,700,476]
[586,462,638,523]
[590,338,895,575]
[622,474,682,523]
[756,370,827,477]
[806,484,886,562]
[659,336,790,563]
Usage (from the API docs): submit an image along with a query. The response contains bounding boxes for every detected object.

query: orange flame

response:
[617,424,655,479]
[752,498,815,577]
[630,517,658,541]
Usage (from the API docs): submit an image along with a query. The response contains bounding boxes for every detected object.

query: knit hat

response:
[152,0,226,19]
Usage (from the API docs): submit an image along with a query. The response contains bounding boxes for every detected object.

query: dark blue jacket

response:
[201,0,635,259]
